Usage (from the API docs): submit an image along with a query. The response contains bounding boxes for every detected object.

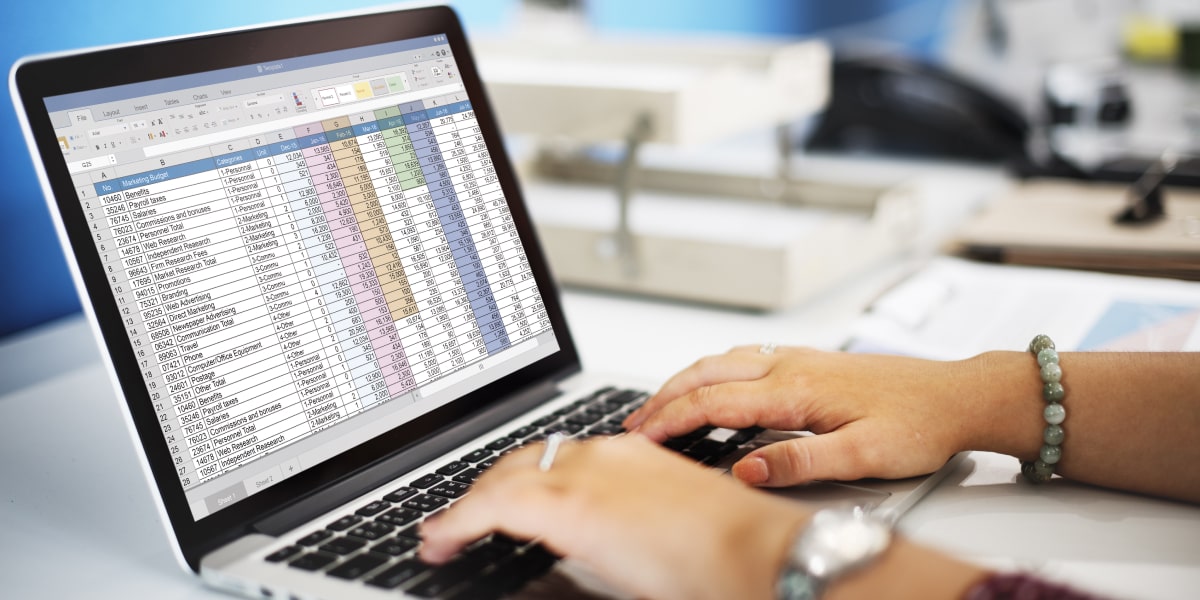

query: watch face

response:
[801,508,892,578]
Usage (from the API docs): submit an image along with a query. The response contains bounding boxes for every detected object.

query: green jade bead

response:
[1044,424,1064,445]
[1043,382,1065,402]
[1044,403,1066,425]
[1029,334,1056,355]
[1040,362,1062,383]
[1033,459,1056,479]
[1036,347,1059,367]
[1021,459,1056,483]
[1040,444,1062,464]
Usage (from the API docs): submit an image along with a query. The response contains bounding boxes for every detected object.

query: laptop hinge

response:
[251,379,563,536]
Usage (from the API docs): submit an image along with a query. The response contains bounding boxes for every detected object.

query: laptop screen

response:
[43,33,559,520]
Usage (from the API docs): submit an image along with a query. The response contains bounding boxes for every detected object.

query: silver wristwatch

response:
[775,507,893,600]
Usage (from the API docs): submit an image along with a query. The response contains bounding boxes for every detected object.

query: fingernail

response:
[733,456,769,485]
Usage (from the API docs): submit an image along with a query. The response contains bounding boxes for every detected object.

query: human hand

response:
[624,346,978,487]
[419,435,809,600]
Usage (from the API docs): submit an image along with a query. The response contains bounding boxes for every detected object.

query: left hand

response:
[419,435,810,600]
[624,345,974,487]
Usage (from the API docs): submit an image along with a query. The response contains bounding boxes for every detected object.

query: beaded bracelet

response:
[1021,334,1065,484]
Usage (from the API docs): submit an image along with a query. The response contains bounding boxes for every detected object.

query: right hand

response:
[624,346,985,487]
[420,435,809,600]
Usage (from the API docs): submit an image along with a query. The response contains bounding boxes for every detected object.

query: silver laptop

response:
[10,6,958,598]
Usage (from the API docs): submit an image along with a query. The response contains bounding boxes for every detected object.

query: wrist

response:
[958,351,1044,462]
[824,537,987,600]
[734,497,811,600]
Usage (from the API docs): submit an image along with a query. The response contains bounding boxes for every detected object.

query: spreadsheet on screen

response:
[45,34,558,520]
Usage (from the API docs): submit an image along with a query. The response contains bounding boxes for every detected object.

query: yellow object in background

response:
[1122,15,1179,62]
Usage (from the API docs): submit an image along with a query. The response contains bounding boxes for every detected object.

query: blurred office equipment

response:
[805,52,1029,162]
[473,22,984,309]
[953,177,1200,279]
[942,0,1200,185]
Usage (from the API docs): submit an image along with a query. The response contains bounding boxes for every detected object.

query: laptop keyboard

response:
[263,386,764,599]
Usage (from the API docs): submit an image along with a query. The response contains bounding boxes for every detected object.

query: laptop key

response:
[403,493,450,512]
[588,423,624,437]
[489,533,525,549]
[396,524,423,540]
[320,536,368,555]
[355,500,390,517]
[679,426,714,441]
[485,437,515,451]
[517,544,560,576]
[450,559,523,599]
[465,544,557,594]
[685,438,725,460]
[383,486,418,503]
[663,438,692,452]
[296,529,334,546]
[410,473,444,489]
[378,507,423,527]
[436,460,469,476]
[465,538,517,564]
[326,515,363,531]
[444,582,504,600]
[288,551,338,571]
[429,480,470,499]
[461,449,492,463]
[607,390,644,405]
[544,422,583,436]
[264,545,302,563]
[454,467,484,484]
[364,558,431,590]
[564,411,603,426]
[406,552,492,598]
[373,535,419,556]
[326,551,389,580]
[530,415,557,427]
[716,442,740,458]
[728,426,765,445]
[508,425,538,439]
[347,521,395,541]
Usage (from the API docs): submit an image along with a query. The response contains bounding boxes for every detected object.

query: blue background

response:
[0,0,951,338]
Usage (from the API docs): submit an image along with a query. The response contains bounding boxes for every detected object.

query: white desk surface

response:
[2,265,1198,600]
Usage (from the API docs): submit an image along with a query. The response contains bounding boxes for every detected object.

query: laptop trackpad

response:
[765,480,890,510]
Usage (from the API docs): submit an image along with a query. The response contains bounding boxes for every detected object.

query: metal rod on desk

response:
[613,112,653,278]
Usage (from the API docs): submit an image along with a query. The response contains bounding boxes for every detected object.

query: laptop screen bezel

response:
[12,5,581,571]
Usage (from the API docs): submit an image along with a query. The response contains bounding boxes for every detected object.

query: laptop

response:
[10,5,960,599]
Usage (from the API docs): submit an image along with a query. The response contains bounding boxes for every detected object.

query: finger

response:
[633,380,784,442]
[419,469,557,562]
[731,428,873,487]
[625,352,773,430]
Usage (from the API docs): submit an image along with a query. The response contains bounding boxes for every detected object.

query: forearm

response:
[961,351,1200,503]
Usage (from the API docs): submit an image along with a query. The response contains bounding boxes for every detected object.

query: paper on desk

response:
[846,257,1200,359]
